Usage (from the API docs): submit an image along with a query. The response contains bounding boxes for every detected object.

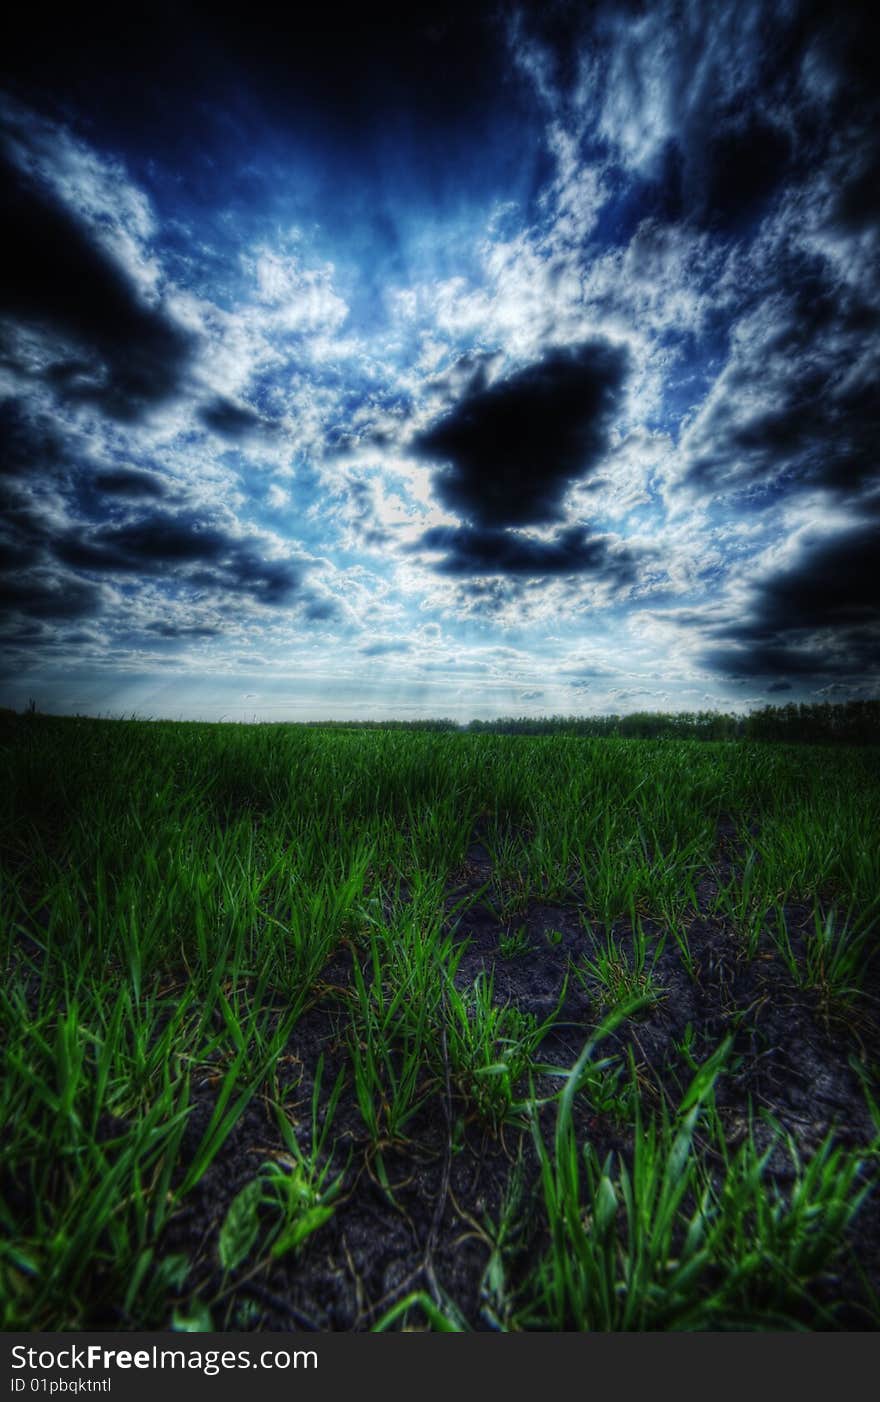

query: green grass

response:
[574,915,666,1014]
[1,714,878,1329]
[525,1038,873,1330]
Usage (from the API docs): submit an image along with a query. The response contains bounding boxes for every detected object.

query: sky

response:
[1,0,878,721]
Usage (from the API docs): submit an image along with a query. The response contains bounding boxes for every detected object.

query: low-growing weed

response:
[498,924,530,958]
[445,972,564,1129]
[771,904,875,1016]
[218,1055,346,1273]
[574,919,665,1014]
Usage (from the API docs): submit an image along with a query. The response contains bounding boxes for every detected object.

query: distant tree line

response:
[301,718,460,731]
[737,700,880,745]
[465,701,880,744]
[301,700,880,744]
[13,699,879,743]
[464,710,736,739]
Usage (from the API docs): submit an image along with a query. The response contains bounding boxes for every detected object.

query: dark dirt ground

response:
[150,819,880,1332]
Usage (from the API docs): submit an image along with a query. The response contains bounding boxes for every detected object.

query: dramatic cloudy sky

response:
[2,1,878,720]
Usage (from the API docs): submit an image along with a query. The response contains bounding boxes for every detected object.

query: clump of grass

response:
[445,972,563,1130]
[347,941,435,1153]
[574,918,666,1014]
[771,903,876,1019]
[498,924,530,957]
[485,829,533,918]
[526,1038,875,1329]
[217,1055,346,1274]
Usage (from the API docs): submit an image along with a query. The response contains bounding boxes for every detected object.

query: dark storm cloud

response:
[834,148,880,233]
[413,524,637,582]
[55,515,230,572]
[0,477,57,575]
[0,398,64,478]
[683,269,880,502]
[520,0,879,234]
[701,522,880,680]
[198,397,268,440]
[702,641,839,679]
[0,535,37,573]
[0,572,103,622]
[0,148,194,421]
[694,114,793,232]
[731,525,880,635]
[93,469,166,498]
[0,389,309,631]
[53,512,304,606]
[188,548,305,606]
[413,341,628,529]
[146,621,221,639]
[678,2,879,236]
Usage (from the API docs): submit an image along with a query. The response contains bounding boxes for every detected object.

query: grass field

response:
[2,713,879,1330]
